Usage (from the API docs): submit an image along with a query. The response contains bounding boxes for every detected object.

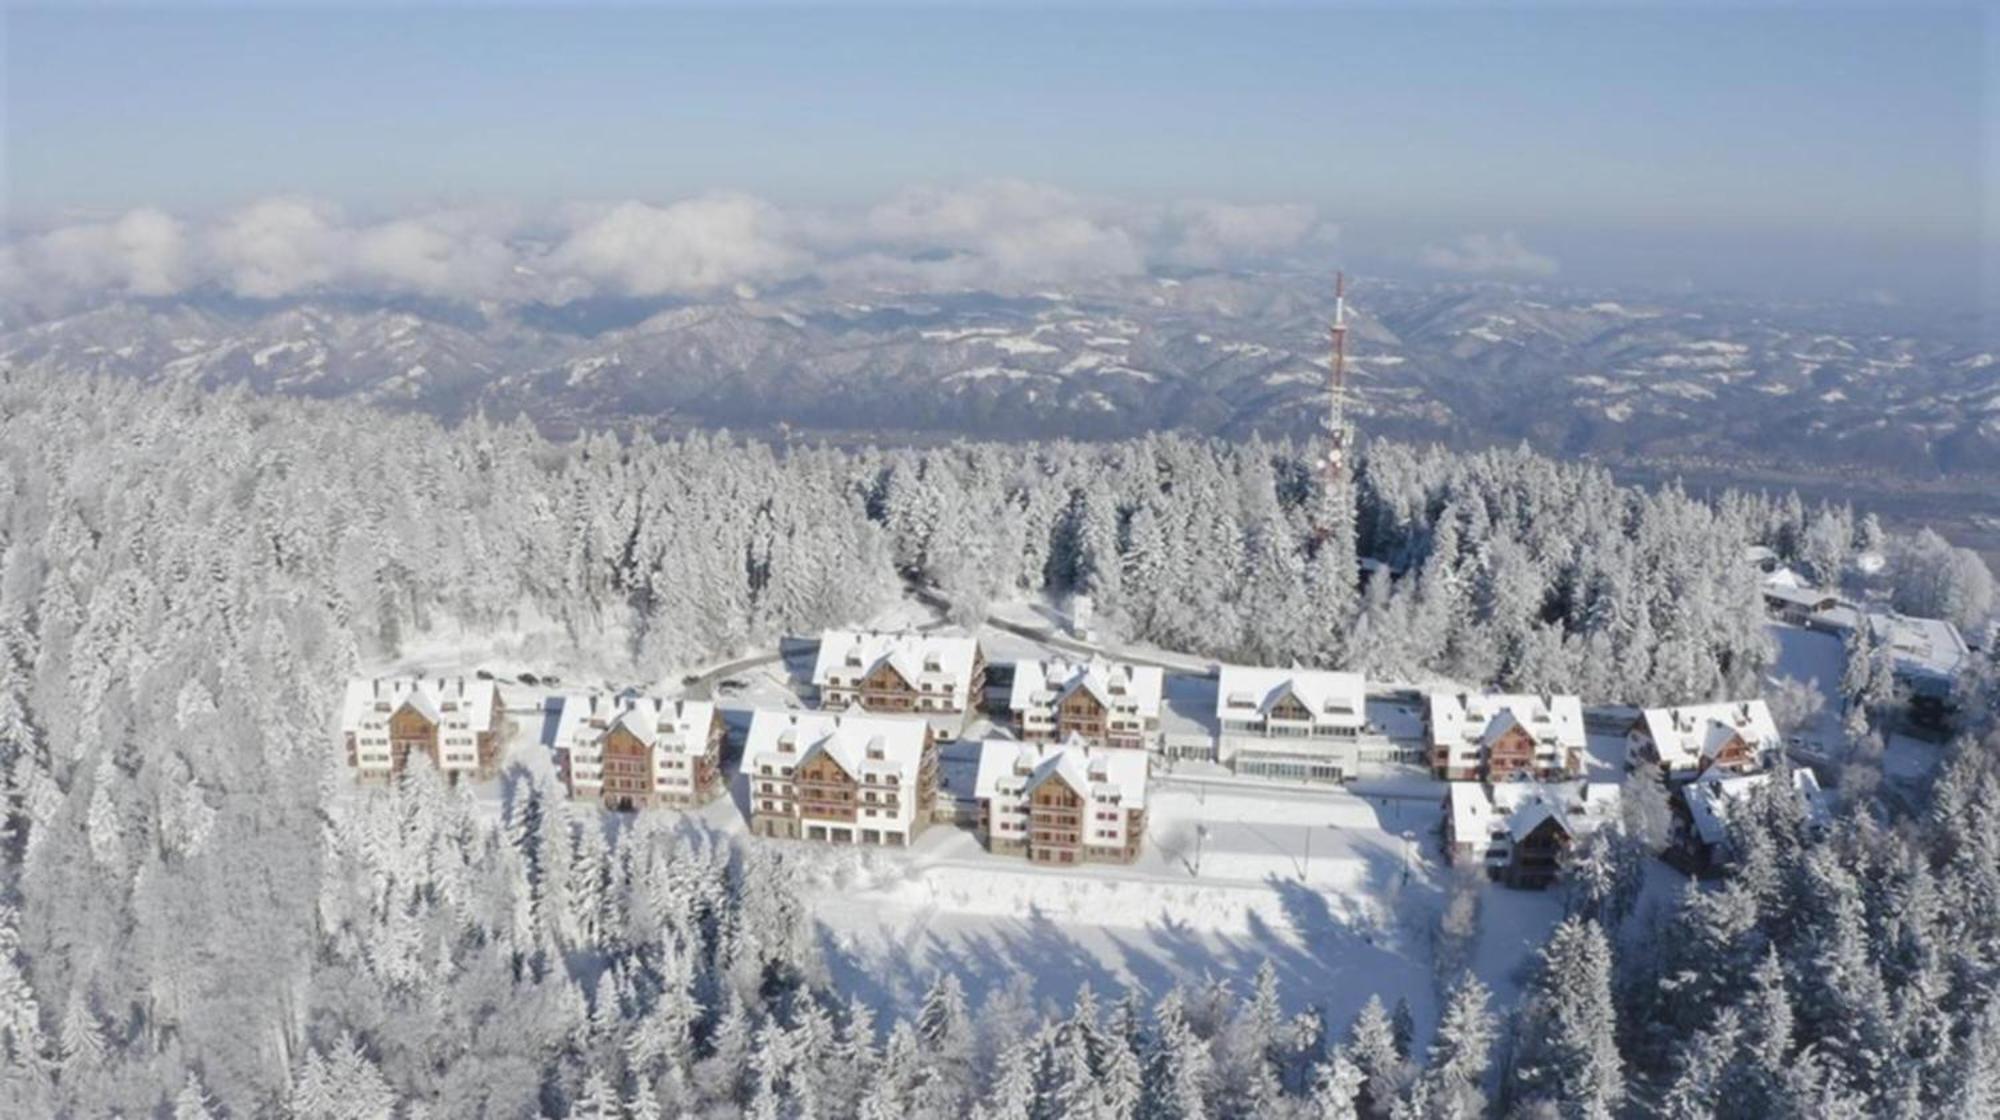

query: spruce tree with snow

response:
[1306,1045,1364,1120]
[173,1070,219,1120]
[913,970,976,1109]
[1345,994,1407,1119]
[1507,916,1624,1119]
[1141,989,1213,1120]
[623,1074,662,1120]
[571,1068,620,1119]
[1217,960,1285,1118]
[1412,974,1496,1120]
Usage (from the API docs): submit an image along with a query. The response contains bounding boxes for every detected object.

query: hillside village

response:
[339,546,1964,896]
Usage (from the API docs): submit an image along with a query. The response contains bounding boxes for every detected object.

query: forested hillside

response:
[1,368,1997,1117]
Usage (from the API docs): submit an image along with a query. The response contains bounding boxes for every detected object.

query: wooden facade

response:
[344,681,505,784]
[747,717,938,847]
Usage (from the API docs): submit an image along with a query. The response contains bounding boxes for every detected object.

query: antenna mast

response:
[1325,271,1351,484]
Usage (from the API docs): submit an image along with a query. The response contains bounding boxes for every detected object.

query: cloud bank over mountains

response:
[1,182,1353,311]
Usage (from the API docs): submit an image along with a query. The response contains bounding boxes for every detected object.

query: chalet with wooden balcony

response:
[553,692,724,811]
[811,629,985,735]
[1443,780,1620,889]
[1627,699,1780,783]
[340,676,505,783]
[1426,691,1586,782]
[1212,665,1368,782]
[973,737,1150,864]
[1007,657,1163,751]
[741,710,937,846]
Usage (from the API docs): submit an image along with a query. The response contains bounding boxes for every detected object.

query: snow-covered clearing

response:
[1767,622,1845,754]
[786,779,1568,1034]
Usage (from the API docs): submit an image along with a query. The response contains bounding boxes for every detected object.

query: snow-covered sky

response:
[1,3,1989,307]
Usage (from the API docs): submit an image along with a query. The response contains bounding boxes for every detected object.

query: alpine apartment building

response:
[1212,665,1368,782]
[340,676,506,782]
[553,692,725,810]
[1444,780,1621,889]
[741,710,939,846]
[973,737,1150,864]
[1426,692,1587,782]
[811,629,985,734]
[1627,699,1780,783]
[1007,657,1164,751]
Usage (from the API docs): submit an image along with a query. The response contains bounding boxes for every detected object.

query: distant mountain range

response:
[4,274,1996,477]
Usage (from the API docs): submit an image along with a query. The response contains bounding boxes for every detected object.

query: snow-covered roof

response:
[1869,612,1969,691]
[1427,692,1585,752]
[1683,767,1828,849]
[973,737,1149,810]
[1761,580,1840,610]
[551,692,716,757]
[1633,699,1780,773]
[812,628,982,709]
[1007,657,1163,718]
[1214,665,1365,724]
[741,709,931,787]
[341,677,499,734]
[1446,780,1620,846]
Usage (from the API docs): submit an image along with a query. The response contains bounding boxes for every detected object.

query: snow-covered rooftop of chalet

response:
[1633,699,1780,772]
[550,692,716,757]
[1427,692,1585,750]
[972,737,1149,810]
[1868,612,1970,687]
[1447,780,1620,845]
[741,709,931,787]
[812,628,982,708]
[1213,665,1365,723]
[1007,657,1163,717]
[1683,767,1828,849]
[341,676,499,733]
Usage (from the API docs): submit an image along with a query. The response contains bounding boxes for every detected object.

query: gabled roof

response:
[972,736,1149,810]
[552,692,717,757]
[1635,699,1780,773]
[1447,779,1620,847]
[1009,657,1163,718]
[341,677,499,735]
[1214,665,1365,724]
[813,628,983,709]
[742,709,931,787]
[1428,692,1585,752]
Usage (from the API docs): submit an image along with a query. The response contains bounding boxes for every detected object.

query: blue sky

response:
[1,3,1991,303]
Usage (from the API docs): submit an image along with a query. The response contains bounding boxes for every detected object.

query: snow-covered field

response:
[779,779,1572,1036]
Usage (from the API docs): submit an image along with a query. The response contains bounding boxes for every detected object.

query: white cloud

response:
[24,207,191,297]
[1418,231,1558,277]
[543,194,806,298]
[350,211,520,301]
[208,198,348,298]
[0,183,1344,309]
[1157,201,1327,268]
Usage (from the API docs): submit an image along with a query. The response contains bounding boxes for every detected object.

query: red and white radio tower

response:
[1324,271,1352,485]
